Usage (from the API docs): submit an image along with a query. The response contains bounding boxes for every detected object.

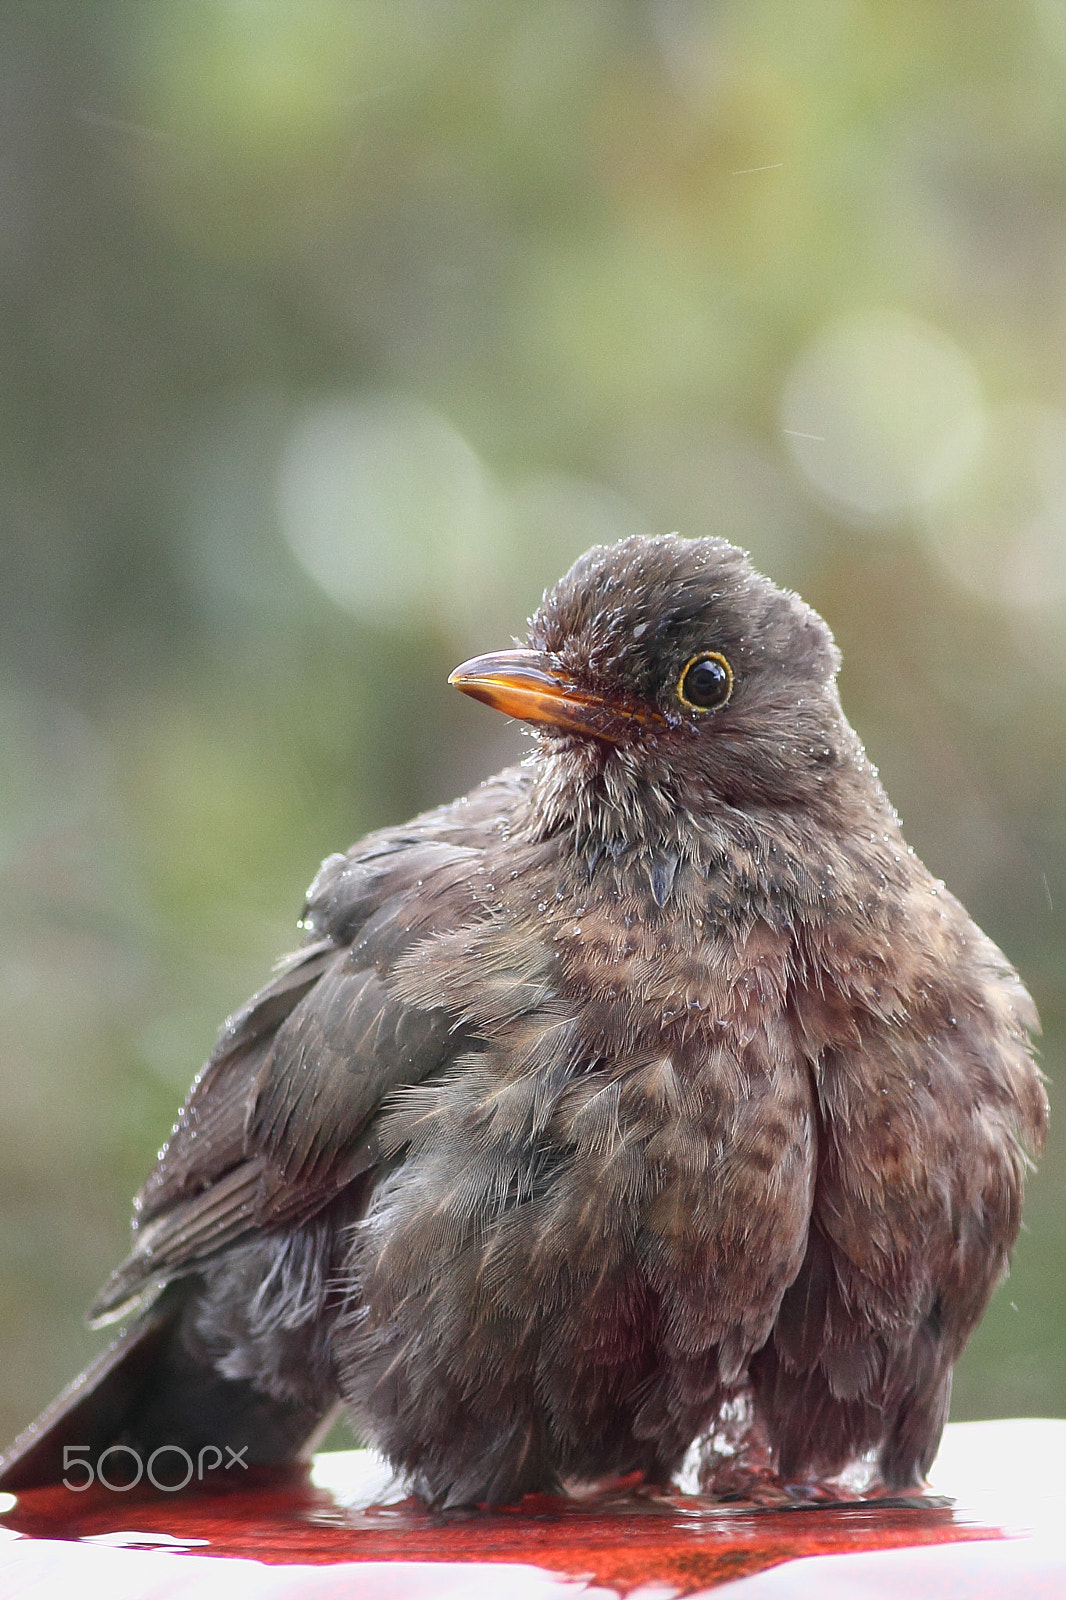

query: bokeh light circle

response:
[926,404,1066,609]
[277,394,495,629]
[782,310,986,523]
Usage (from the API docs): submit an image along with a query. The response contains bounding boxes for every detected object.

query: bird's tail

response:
[0,1280,331,1492]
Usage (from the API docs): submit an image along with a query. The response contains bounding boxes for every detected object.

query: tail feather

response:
[0,1281,329,1492]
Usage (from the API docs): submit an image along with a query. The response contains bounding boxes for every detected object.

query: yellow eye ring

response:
[677,652,734,712]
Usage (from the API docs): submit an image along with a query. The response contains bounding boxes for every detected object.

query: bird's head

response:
[450,535,857,837]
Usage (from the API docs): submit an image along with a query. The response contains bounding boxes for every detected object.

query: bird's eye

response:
[678,652,733,712]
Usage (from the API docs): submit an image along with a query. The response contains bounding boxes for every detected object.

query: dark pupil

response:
[684,657,729,707]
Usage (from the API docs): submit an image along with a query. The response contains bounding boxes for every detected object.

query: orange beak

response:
[448,650,655,743]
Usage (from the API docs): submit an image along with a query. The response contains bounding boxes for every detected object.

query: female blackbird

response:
[0,535,1047,1506]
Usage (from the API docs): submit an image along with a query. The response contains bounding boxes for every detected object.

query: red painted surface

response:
[0,1465,997,1594]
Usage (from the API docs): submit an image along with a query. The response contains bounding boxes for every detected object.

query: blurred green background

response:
[1,0,1064,1450]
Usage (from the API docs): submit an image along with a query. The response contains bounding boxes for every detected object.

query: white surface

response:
[1,1418,1064,1599]
[715,1537,1065,1600]
[0,1543,610,1599]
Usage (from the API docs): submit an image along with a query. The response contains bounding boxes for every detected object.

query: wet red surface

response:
[0,1463,997,1594]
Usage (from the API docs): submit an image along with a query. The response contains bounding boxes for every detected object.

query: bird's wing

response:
[759,902,1046,1485]
[90,772,527,1324]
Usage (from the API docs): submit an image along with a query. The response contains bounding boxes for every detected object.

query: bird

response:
[0,533,1047,1508]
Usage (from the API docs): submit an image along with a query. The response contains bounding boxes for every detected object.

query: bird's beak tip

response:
[448,650,644,744]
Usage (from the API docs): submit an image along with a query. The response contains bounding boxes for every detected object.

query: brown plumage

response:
[0,534,1046,1506]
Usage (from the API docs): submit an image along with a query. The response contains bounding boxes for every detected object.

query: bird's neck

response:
[515,736,912,933]
[521,738,695,861]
